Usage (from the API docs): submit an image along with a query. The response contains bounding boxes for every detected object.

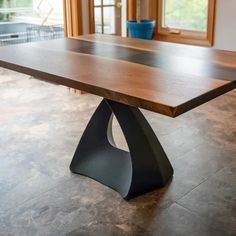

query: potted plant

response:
[127,0,155,40]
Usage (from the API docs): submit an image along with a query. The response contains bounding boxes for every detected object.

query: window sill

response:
[154,33,213,47]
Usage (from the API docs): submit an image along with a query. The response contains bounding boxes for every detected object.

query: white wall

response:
[121,0,127,37]
[214,0,236,51]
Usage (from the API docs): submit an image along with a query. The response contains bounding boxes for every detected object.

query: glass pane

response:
[5,0,33,8]
[103,0,115,5]
[94,7,102,33]
[0,0,64,46]
[103,7,115,34]
[94,0,101,6]
[163,0,208,32]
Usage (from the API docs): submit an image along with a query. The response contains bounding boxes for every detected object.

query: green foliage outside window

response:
[0,0,32,21]
[163,0,208,32]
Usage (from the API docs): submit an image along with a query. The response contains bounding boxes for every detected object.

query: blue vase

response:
[127,20,156,40]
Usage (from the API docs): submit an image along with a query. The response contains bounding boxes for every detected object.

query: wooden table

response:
[0,34,235,200]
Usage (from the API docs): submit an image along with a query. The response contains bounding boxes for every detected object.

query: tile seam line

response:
[174,202,227,233]
[175,157,236,203]
[0,177,74,215]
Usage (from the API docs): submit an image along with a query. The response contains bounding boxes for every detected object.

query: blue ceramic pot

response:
[127,20,155,40]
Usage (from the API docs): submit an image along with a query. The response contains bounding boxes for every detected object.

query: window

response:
[93,0,121,35]
[154,0,215,46]
[0,0,64,46]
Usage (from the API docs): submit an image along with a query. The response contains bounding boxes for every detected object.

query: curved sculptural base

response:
[70,99,173,200]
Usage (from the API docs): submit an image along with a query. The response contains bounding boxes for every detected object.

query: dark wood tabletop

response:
[0,34,235,117]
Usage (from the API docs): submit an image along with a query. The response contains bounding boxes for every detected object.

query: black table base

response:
[70,99,173,200]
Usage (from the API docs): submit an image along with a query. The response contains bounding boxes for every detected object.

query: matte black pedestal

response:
[70,99,173,200]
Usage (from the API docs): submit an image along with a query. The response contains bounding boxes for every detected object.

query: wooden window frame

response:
[127,0,137,20]
[150,0,216,46]
[88,0,95,33]
[63,0,83,37]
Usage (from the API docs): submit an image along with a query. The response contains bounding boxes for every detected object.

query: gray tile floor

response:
[0,68,235,236]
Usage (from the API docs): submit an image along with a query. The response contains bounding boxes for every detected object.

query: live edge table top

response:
[0,34,235,117]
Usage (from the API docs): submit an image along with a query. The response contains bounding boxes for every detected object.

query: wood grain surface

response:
[0,35,235,117]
